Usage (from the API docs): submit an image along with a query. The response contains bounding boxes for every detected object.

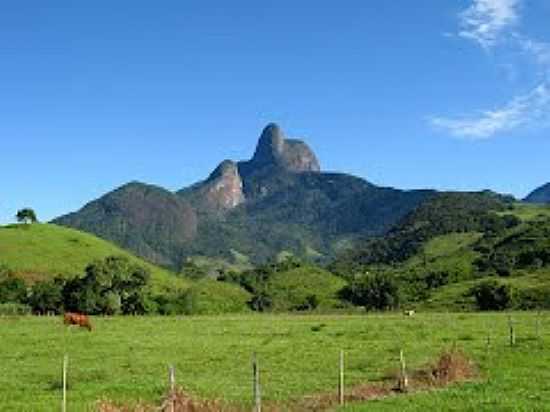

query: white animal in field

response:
[404,310,415,317]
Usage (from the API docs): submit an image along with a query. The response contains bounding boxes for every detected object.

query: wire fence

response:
[1,312,549,411]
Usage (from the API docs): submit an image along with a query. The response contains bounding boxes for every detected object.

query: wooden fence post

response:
[168,365,175,412]
[398,349,408,392]
[253,353,261,412]
[508,315,516,347]
[536,311,541,343]
[62,354,68,412]
[338,350,345,406]
[169,365,175,391]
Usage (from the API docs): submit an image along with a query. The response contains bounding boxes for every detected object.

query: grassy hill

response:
[266,265,347,311]
[0,223,187,292]
[331,199,550,311]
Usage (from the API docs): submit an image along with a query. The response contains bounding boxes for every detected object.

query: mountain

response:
[54,123,433,270]
[525,183,550,204]
[55,182,197,268]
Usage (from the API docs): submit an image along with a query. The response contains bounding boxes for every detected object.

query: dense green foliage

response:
[220,257,346,312]
[339,272,400,310]
[330,192,516,275]
[61,256,151,315]
[0,266,27,304]
[330,200,550,312]
[474,215,550,274]
[470,279,513,311]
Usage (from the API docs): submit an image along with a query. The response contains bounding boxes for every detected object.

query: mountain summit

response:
[182,123,321,212]
[244,123,321,174]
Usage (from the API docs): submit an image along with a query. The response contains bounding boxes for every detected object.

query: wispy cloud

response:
[458,0,520,48]
[431,0,550,139]
[515,34,550,67]
[431,83,550,138]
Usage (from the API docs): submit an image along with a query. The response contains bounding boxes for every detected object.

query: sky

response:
[1,0,550,224]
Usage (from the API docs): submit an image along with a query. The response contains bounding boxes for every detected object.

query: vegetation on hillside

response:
[54,163,432,268]
[330,192,517,276]
[219,257,347,312]
[330,199,550,311]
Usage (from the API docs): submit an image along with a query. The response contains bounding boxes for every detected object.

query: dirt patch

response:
[97,350,477,412]
[97,389,239,412]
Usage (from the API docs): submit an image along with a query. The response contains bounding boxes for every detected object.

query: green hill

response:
[331,199,550,311]
[266,265,347,311]
[0,223,187,292]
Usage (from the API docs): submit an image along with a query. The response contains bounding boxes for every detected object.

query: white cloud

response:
[430,0,550,139]
[459,0,520,48]
[431,83,550,138]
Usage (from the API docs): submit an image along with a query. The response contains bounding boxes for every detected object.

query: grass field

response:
[1,313,550,411]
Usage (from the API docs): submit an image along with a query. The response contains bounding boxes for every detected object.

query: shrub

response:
[470,279,513,311]
[28,279,64,314]
[0,268,27,304]
[340,273,400,311]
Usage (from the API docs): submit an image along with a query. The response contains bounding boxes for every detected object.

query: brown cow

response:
[63,312,93,331]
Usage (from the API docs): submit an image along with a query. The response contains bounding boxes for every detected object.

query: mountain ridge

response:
[525,183,550,204]
[54,123,525,271]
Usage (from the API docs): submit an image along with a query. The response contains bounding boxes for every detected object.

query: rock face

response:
[240,123,321,175]
[184,123,321,212]
[525,183,550,204]
[201,160,245,210]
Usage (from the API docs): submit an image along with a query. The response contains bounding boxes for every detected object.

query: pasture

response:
[1,313,549,411]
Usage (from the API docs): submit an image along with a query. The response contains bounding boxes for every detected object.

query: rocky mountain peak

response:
[248,123,321,173]
[202,160,245,210]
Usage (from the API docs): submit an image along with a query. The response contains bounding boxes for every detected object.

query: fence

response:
[2,312,548,411]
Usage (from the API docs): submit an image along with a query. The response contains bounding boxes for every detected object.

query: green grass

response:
[404,232,482,277]
[0,223,187,292]
[267,266,347,311]
[183,279,252,314]
[420,270,550,311]
[499,202,550,221]
[2,313,550,411]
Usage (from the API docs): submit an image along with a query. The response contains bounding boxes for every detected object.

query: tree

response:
[0,268,27,304]
[471,279,513,311]
[340,273,400,311]
[61,256,152,315]
[28,278,64,314]
[16,208,37,224]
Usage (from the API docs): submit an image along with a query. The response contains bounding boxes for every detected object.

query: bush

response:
[28,279,64,314]
[0,268,27,304]
[62,256,152,315]
[340,273,400,311]
[470,279,513,311]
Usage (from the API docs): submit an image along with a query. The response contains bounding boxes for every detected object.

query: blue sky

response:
[1,0,549,224]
